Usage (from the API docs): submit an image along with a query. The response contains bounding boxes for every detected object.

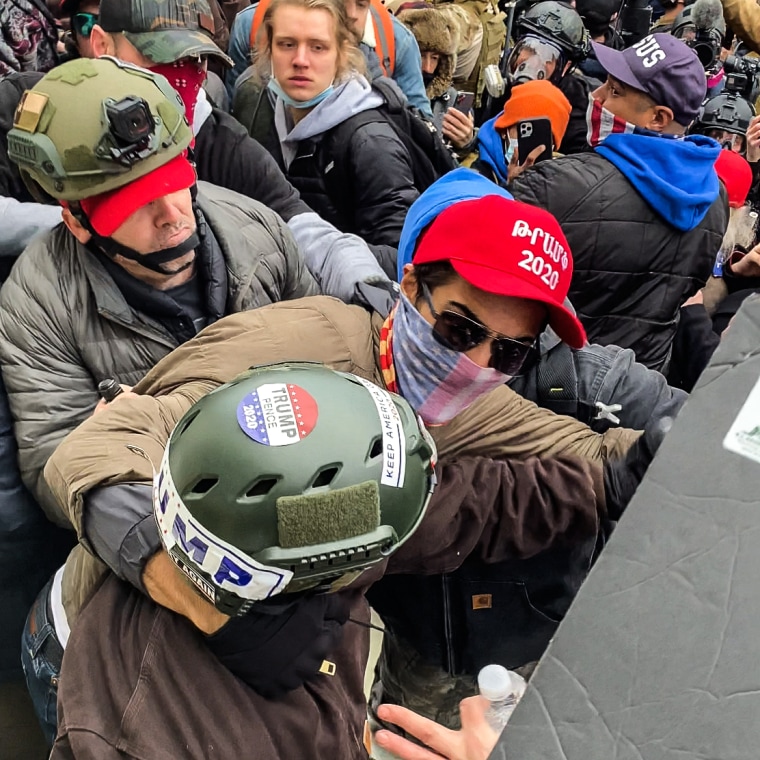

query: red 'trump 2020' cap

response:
[412,195,587,348]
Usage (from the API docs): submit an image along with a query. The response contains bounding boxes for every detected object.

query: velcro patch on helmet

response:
[276,481,381,549]
[13,91,49,133]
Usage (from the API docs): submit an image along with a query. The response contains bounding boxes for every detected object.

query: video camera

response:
[671,0,725,73]
[723,54,760,103]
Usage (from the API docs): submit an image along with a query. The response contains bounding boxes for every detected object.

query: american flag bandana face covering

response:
[586,96,636,148]
[391,293,510,426]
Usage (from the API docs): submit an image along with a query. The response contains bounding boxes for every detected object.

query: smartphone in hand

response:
[452,91,475,114]
[516,117,553,166]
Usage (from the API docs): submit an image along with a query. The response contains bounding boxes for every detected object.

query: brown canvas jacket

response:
[51,574,376,760]
[721,0,760,54]
[44,296,638,622]
[44,296,639,759]
[50,432,605,759]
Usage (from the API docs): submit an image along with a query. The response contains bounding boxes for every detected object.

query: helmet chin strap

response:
[88,228,201,274]
[71,192,203,275]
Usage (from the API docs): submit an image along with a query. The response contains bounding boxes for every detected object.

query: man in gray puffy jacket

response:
[0,57,318,518]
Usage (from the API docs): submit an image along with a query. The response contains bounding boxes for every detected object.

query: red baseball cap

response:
[412,195,586,349]
[79,154,196,237]
[714,150,752,209]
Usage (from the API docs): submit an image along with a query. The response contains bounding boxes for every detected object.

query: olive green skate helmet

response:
[154,363,437,616]
[7,56,191,201]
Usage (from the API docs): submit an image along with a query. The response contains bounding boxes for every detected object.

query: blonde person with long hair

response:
[240,0,419,277]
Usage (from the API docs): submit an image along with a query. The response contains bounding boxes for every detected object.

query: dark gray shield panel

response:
[491,294,760,760]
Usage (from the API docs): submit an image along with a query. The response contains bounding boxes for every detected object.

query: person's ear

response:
[89,25,116,58]
[61,208,92,245]
[649,104,674,132]
[399,264,418,303]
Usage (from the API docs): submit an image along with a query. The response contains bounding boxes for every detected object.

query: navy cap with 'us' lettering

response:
[592,33,706,126]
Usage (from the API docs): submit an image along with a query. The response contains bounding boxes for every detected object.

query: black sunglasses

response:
[421,283,540,376]
[72,12,98,38]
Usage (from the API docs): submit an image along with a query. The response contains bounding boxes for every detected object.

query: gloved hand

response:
[352,279,399,318]
[604,416,673,520]
[205,592,351,698]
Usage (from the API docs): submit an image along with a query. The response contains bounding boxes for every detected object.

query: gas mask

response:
[506,36,566,86]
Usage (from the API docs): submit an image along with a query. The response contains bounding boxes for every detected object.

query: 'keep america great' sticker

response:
[236,383,318,446]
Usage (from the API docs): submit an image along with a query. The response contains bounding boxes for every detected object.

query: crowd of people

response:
[2,0,760,757]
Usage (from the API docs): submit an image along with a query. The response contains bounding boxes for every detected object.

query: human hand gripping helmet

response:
[7,56,191,202]
[508,1,590,86]
[154,363,437,616]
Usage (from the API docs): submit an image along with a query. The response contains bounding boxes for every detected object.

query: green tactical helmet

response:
[154,363,437,616]
[7,56,191,201]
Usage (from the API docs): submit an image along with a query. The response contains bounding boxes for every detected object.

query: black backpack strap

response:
[321,109,388,219]
[370,77,406,114]
[244,86,279,151]
[370,78,458,181]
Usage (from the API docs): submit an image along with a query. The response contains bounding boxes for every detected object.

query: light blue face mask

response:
[504,137,518,164]
[267,77,334,109]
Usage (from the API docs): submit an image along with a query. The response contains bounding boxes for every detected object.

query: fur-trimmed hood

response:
[397,7,459,100]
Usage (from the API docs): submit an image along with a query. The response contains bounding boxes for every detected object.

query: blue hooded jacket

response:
[396,168,513,281]
[595,133,720,232]
[473,117,509,186]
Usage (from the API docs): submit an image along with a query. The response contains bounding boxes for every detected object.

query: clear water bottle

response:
[477,664,527,733]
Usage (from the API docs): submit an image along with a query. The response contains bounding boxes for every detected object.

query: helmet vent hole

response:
[246,477,279,497]
[368,437,383,460]
[311,466,340,489]
[176,410,200,437]
[191,477,218,494]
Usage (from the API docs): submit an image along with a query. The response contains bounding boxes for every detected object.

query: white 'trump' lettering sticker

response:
[154,450,292,602]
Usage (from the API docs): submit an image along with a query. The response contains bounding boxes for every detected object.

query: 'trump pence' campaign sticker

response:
[237,383,318,446]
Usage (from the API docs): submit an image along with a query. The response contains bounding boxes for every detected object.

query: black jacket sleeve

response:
[194,109,311,223]
[345,121,420,252]
[667,304,720,392]
[0,372,73,679]
[0,71,45,201]
[557,74,592,156]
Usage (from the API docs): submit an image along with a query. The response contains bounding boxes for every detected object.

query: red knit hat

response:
[714,150,753,209]
[79,154,196,236]
[494,80,572,150]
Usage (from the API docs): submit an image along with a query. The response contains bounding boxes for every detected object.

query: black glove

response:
[352,280,399,318]
[205,592,351,699]
[604,416,673,520]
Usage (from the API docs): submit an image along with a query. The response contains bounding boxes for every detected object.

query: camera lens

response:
[106,96,153,146]
[693,41,717,69]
